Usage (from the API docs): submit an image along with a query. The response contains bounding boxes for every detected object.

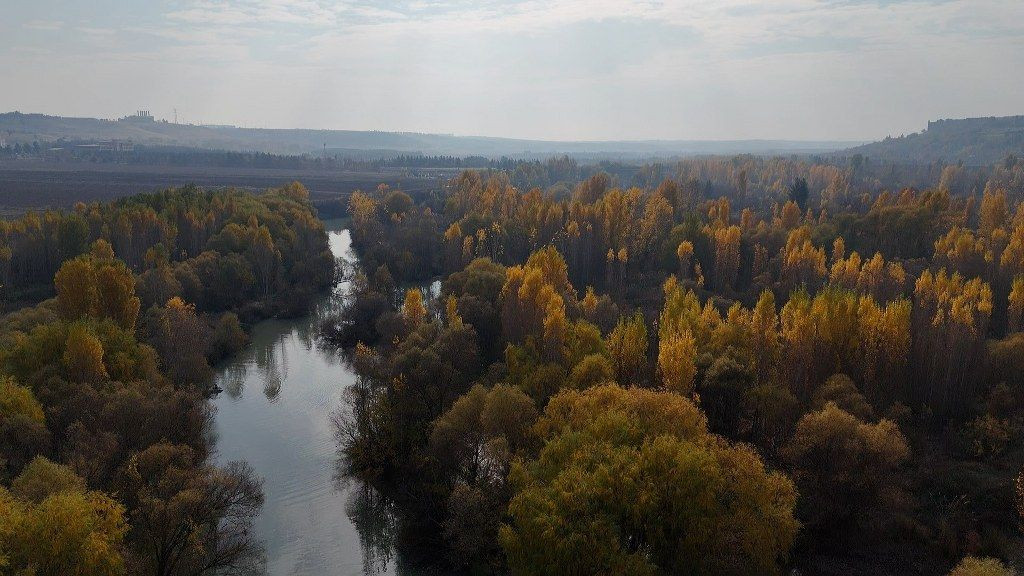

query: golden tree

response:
[403,288,427,327]
[1009,275,1024,333]
[712,225,741,291]
[657,327,697,395]
[62,323,108,383]
[606,312,648,385]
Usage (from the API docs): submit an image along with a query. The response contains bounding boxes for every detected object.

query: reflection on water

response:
[339,478,399,576]
[211,225,408,576]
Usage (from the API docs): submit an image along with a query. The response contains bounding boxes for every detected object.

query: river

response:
[210,223,409,576]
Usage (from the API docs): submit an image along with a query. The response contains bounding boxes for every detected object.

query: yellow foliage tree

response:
[712,225,741,291]
[1009,276,1024,333]
[54,242,140,331]
[657,327,697,394]
[0,461,126,576]
[403,288,427,327]
[606,312,648,385]
[62,323,108,383]
[0,375,44,423]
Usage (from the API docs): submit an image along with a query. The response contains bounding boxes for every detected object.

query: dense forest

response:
[327,152,1024,575]
[5,151,1024,574]
[0,183,333,574]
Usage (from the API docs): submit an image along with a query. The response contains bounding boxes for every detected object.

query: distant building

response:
[74,139,134,152]
[120,110,154,123]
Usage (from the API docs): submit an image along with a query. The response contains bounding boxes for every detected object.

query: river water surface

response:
[211,224,407,576]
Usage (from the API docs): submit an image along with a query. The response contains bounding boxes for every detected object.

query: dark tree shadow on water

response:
[343,478,399,576]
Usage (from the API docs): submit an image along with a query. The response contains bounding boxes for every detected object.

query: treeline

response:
[0,184,334,575]
[332,156,1024,574]
[0,181,334,317]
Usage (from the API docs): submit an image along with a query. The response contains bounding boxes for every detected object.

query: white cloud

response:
[1,0,1022,140]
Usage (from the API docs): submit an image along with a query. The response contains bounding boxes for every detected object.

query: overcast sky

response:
[2,0,1022,141]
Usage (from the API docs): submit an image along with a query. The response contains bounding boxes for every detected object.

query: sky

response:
[2,0,1023,142]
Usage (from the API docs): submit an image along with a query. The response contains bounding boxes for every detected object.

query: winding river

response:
[210,223,410,576]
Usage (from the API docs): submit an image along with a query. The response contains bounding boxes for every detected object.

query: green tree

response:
[432,384,538,570]
[789,177,809,210]
[501,384,797,576]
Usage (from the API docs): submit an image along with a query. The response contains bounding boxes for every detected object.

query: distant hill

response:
[843,116,1024,166]
[0,112,857,160]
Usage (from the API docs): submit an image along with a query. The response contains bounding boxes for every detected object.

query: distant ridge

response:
[0,112,858,160]
[843,116,1024,166]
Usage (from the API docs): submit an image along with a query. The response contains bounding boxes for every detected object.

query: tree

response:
[657,327,697,394]
[384,190,413,216]
[54,257,96,322]
[500,248,573,347]
[208,312,249,363]
[246,225,280,299]
[676,240,694,278]
[0,375,44,423]
[501,384,797,576]
[281,180,309,201]
[949,557,1015,576]
[402,288,427,328]
[699,353,755,435]
[54,243,140,331]
[11,457,86,503]
[567,353,614,390]
[431,384,538,569]
[431,384,538,487]
[63,322,108,383]
[712,225,741,291]
[443,257,506,351]
[912,269,992,413]
[856,296,911,406]
[978,187,1009,239]
[750,290,780,384]
[606,312,648,385]
[0,463,127,576]
[1009,276,1024,333]
[0,414,51,481]
[780,200,802,230]
[444,483,503,572]
[811,374,873,420]
[95,257,142,330]
[145,297,212,386]
[116,442,264,576]
[781,226,826,291]
[783,402,909,531]
[789,177,809,210]
[742,383,800,455]
[137,264,184,309]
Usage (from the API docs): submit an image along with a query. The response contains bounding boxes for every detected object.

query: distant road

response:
[0,160,444,217]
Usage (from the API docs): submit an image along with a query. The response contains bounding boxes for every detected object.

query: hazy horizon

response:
[0,110,872,145]
[3,1,1023,142]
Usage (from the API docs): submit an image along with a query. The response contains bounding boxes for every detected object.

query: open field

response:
[0,160,447,217]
